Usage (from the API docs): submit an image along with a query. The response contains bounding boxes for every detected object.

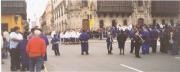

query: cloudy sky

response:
[26,0,48,21]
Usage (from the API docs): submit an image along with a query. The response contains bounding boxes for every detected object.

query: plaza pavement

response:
[2,39,180,72]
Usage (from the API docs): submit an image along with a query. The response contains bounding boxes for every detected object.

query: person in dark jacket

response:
[18,32,29,71]
[79,30,90,55]
[40,33,49,61]
[134,31,144,58]
[149,26,159,53]
[141,26,150,54]
[159,28,165,53]
[160,28,170,53]
[129,26,137,53]
[51,34,60,56]
[170,28,179,55]
[117,30,127,55]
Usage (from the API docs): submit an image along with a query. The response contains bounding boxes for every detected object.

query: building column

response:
[178,7,180,23]
[131,1,152,25]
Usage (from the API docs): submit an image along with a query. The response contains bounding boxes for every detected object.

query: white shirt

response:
[3,31,9,42]
[9,32,23,49]
[170,33,173,44]
[76,32,81,38]
[1,35,3,49]
[74,32,80,38]
[51,31,56,38]
[70,31,76,38]
[64,32,71,38]
[127,25,132,31]
[121,26,128,31]
[60,33,64,39]
[159,24,164,29]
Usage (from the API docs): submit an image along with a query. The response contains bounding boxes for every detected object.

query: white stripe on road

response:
[175,57,180,60]
[120,64,144,72]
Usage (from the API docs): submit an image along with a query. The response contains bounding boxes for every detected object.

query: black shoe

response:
[81,53,84,55]
[11,68,17,71]
[130,51,133,53]
[41,65,44,70]
[27,67,29,71]
[108,51,110,54]
[108,52,112,55]
[136,56,141,58]
[20,68,26,71]
[109,52,113,55]
[86,53,89,55]
[16,67,21,70]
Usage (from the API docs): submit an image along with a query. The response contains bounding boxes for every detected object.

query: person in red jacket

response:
[26,29,46,72]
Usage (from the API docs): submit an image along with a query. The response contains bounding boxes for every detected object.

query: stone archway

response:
[112,19,117,27]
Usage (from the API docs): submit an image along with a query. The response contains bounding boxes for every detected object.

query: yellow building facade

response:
[1,0,27,32]
[1,15,24,32]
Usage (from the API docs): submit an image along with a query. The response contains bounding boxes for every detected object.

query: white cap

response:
[34,30,41,36]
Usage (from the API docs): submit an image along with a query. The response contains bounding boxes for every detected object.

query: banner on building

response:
[89,19,94,30]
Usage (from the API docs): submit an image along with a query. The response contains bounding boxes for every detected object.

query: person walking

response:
[26,29,46,72]
[51,34,60,56]
[106,32,113,54]
[79,30,90,55]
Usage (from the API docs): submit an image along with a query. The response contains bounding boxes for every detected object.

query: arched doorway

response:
[99,20,104,28]
[123,19,127,26]
[112,19,117,27]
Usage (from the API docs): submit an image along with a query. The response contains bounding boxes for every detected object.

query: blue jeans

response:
[29,56,43,72]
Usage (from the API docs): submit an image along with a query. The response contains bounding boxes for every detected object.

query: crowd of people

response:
[52,29,81,44]
[1,18,180,71]
[1,27,49,72]
[106,18,180,58]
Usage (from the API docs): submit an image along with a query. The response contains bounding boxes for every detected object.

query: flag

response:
[89,19,94,29]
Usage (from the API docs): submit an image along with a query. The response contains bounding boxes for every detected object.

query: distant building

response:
[52,0,92,31]
[51,0,180,32]
[1,0,27,32]
[40,0,53,34]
